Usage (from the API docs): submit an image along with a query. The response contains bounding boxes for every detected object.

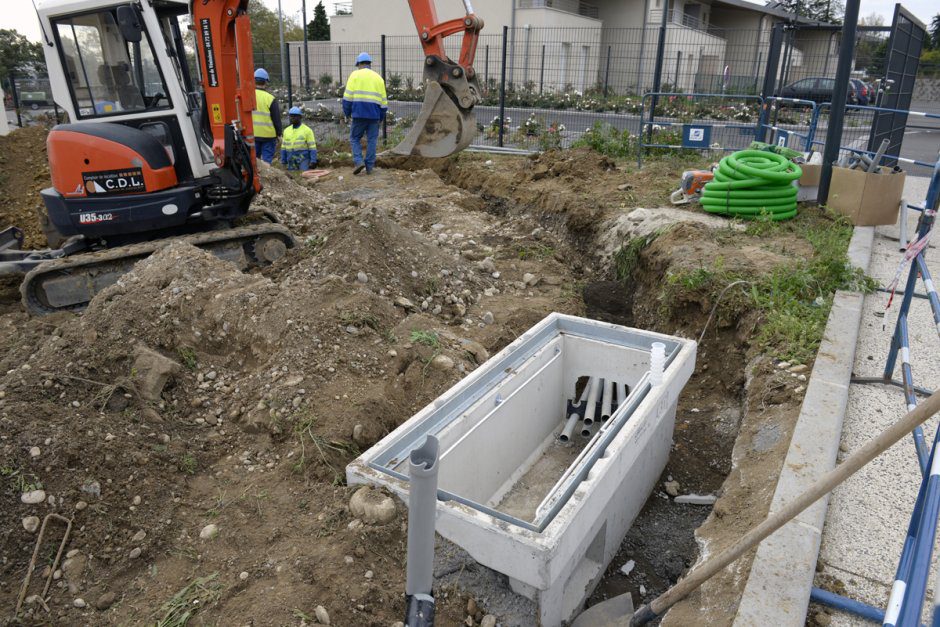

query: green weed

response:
[155,573,222,627]
[410,329,440,349]
[613,233,659,282]
[176,347,197,371]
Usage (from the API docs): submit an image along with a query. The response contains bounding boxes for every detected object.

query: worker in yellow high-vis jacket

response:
[252,68,282,164]
[342,53,387,175]
[281,107,318,171]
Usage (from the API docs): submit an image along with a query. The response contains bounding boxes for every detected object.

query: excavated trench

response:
[397,153,768,623]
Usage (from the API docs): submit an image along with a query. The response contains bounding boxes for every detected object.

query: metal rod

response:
[810,587,884,623]
[381,34,387,142]
[302,0,310,90]
[818,0,861,203]
[603,45,611,97]
[498,25,508,148]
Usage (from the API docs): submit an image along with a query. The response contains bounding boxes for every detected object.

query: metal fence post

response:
[338,46,343,85]
[603,45,611,96]
[757,23,784,143]
[302,0,310,89]
[498,25,508,148]
[648,6,669,142]
[539,44,545,94]
[8,74,22,127]
[819,0,861,204]
[484,45,489,92]
[285,43,293,109]
[381,34,387,142]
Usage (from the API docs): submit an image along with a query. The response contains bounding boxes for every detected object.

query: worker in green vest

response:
[252,68,282,164]
[281,107,318,170]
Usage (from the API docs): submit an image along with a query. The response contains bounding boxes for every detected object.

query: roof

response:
[710,0,827,25]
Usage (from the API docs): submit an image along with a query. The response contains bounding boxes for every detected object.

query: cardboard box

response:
[827,165,905,226]
[799,163,821,187]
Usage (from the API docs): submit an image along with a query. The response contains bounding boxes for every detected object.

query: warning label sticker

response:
[82,168,146,195]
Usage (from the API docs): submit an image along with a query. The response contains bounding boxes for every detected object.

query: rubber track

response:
[21,223,295,315]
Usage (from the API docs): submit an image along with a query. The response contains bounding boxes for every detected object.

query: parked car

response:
[780,77,856,104]
[850,79,870,106]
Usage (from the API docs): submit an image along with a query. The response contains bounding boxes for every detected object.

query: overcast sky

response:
[5,0,935,42]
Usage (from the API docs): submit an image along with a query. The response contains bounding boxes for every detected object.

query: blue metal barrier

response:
[811,104,940,174]
[637,92,764,167]
[758,97,819,152]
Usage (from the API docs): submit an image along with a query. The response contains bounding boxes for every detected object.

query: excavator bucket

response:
[391,81,477,158]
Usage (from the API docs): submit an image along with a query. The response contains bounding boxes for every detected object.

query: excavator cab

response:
[3,0,292,314]
[391,0,484,158]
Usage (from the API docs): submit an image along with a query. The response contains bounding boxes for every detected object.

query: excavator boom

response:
[392,0,484,157]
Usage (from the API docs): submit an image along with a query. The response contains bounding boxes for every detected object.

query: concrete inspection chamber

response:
[347,313,696,625]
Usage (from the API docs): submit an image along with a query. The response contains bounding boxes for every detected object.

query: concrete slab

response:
[733,222,874,627]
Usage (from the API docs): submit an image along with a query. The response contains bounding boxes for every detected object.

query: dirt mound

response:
[0,126,50,249]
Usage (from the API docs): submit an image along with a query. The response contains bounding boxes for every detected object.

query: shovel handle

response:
[632,389,940,625]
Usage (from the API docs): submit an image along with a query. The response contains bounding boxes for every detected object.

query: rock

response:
[21,489,46,504]
[394,296,417,312]
[522,272,539,287]
[352,424,367,447]
[73,598,87,609]
[95,592,116,611]
[29,446,41,458]
[431,355,455,371]
[674,493,718,505]
[81,481,101,499]
[132,345,182,403]
[476,257,496,273]
[22,516,40,533]
[365,570,374,579]
[620,559,635,576]
[199,523,219,540]
[129,547,142,559]
[467,598,479,616]
[460,339,489,364]
[788,364,808,373]
[464,616,474,626]
[663,480,680,497]
[205,370,217,381]
[481,616,497,627]
[482,311,495,325]
[815,612,832,626]
[132,495,141,506]
[357,271,369,284]
[617,183,633,191]
[349,486,397,525]
[75,501,88,511]
[315,605,331,625]
[239,571,249,580]
[777,361,791,370]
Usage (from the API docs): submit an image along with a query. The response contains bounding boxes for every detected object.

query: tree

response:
[307,1,330,41]
[0,29,43,79]
[929,13,940,50]
[771,0,844,24]
[248,0,304,54]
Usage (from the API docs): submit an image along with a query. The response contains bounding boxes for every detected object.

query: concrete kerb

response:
[732,225,875,626]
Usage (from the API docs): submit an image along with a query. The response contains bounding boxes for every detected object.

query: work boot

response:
[353,164,365,175]
[366,168,374,175]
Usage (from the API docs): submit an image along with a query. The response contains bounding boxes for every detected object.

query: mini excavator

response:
[0,0,483,315]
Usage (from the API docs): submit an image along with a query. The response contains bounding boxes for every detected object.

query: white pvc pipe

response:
[601,379,614,421]
[583,377,602,426]
[559,412,580,443]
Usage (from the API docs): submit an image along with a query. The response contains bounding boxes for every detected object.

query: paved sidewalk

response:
[815,175,939,625]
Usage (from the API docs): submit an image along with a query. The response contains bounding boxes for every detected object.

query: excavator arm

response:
[392,0,484,157]
[191,0,261,193]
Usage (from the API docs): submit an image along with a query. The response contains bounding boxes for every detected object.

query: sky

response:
[5,0,935,42]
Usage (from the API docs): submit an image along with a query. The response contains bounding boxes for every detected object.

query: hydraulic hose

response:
[700,150,803,221]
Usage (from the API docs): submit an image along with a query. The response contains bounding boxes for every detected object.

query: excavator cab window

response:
[53,8,172,119]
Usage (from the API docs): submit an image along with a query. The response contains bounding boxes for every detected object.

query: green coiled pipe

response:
[700,149,803,221]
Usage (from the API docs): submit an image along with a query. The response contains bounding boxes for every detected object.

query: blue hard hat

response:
[254,68,270,81]
[288,106,303,116]
[356,52,372,64]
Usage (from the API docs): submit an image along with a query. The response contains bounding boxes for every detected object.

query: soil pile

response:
[0,148,826,626]
[0,125,50,249]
